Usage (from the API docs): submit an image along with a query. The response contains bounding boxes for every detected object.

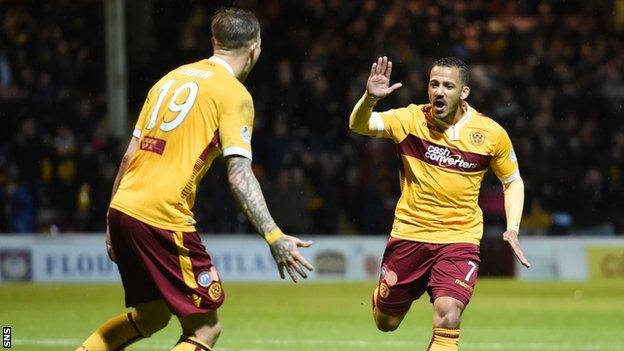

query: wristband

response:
[264,228,283,245]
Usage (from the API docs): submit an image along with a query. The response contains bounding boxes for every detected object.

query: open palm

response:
[502,229,531,268]
[367,56,402,98]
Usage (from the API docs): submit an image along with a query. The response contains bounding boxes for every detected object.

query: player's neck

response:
[212,51,249,81]
[440,101,468,126]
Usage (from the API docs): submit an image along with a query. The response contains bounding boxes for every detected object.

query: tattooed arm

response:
[225,155,313,282]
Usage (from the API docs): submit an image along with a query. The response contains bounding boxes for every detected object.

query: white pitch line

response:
[13,339,173,350]
[254,338,623,351]
[13,338,259,351]
[13,338,624,351]
[461,342,622,351]
[13,339,79,346]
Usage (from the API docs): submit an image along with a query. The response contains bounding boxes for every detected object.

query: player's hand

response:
[269,235,314,282]
[366,56,403,99]
[105,225,116,263]
[502,229,531,268]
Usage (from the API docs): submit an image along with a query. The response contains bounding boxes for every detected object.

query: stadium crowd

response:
[1,0,623,235]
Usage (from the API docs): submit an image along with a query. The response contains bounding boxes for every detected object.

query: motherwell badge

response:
[470,131,484,146]
[379,282,390,298]
[208,282,223,301]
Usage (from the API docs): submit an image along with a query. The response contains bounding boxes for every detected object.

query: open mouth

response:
[434,100,446,114]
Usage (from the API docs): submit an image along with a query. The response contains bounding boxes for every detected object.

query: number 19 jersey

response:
[110,57,254,232]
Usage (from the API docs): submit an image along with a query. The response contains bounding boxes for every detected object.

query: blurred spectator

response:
[265,167,311,234]
[6,176,35,233]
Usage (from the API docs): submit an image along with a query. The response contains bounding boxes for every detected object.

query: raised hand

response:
[502,229,531,268]
[366,56,403,99]
[269,234,314,282]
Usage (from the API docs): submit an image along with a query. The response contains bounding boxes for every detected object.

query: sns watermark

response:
[2,327,10,349]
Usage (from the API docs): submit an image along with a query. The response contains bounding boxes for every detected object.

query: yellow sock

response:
[76,312,145,351]
[427,327,460,351]
[171,337,212,351]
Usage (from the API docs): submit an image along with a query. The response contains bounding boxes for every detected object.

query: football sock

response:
[76,312,145,351]
[427,327,460,351]
[171,336,212,351]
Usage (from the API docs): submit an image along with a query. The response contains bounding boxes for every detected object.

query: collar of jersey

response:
[447,102,473,141]
[426,101,473,141]
[454,101,473,129]
[208,56,235,76]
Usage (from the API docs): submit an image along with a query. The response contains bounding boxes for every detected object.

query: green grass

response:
[2,279,623,350]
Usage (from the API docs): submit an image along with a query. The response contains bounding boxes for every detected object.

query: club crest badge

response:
[379,282,390,298]
[208,282,223,301]
[470,131,484,146]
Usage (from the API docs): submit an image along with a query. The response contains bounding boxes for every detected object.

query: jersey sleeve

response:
[491,128,520,184]
[219,90,254,160]
[372,107,412,143]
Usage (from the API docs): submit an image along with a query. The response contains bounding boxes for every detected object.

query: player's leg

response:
[432,296,464,328]
[124,225,225,349]
[373,238,434,332]
[171,310,221,350]
[372,285,409,332]
[425,296,464,351]
[76,209,171,351]
[426,243,481,351]
[76,300,172,351]
[133,299,173,337]
[76,312,142,351]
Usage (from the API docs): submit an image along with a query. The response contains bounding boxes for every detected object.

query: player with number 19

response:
[76,8,313,351]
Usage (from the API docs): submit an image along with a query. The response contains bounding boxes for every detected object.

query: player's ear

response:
[211,37,218,49]
[248,41,258,56]
[460,85,470,100]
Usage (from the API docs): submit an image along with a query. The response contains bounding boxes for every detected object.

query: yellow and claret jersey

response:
[371,103,520,244]
[110,56,254,232]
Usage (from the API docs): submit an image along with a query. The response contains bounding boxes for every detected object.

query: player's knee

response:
[189,320,221,346]
[433,297,465,329]
[434,306,462,328]
[374,311,402,332]
[180,311,221,345]
[132,301,172,336]
[206,320,222,340]
[137,310,172,336]
[375,318,401,332]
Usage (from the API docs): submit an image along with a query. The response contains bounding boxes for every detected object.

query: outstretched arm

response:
[502,177,531,268]
[225,155,313,282]
[349,56,402,136]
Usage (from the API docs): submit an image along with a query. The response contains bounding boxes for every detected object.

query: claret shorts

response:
[108,208,224,316]
[375,237,481,315]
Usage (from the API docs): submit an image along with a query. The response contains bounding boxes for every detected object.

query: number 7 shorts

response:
[375,237,481,315]
[108,208,224,316]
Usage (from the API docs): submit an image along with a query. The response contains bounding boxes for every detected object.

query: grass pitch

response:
[2,279,623,350]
